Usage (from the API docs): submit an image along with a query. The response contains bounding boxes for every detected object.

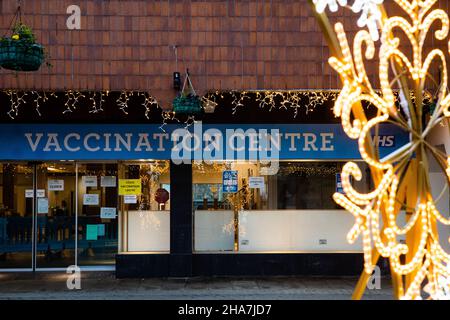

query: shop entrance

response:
[0,161,119,271]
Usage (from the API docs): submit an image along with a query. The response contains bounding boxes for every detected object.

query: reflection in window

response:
[0,164,33,268]
[120,161,170,252]
[36,162,76,268]
[275,162,342,210]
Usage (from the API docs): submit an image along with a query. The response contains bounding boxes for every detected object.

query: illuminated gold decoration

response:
[311,0,450,299]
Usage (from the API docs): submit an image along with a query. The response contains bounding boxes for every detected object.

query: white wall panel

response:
[127,210,170,252]
[194,210,235,251]
[238,210,362,252]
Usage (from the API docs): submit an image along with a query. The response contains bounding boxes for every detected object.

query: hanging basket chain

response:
[3,2,22,38]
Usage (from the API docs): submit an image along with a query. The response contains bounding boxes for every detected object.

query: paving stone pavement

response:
[0,273,394,300]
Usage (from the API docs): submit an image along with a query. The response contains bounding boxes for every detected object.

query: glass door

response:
[77,163,118,266]
[0,163,34,269]
[35,162,76,268]
[0,161,121,271]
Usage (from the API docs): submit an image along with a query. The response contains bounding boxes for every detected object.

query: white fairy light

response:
[313,0,347,13]
[352,0,384,41]
[313,0,385,41]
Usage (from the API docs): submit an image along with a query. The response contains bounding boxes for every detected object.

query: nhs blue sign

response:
[0,123,408,161]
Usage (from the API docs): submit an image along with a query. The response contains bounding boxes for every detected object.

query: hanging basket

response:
[172,71,203,115]
[173,94,202,114]
[0,38,44,71]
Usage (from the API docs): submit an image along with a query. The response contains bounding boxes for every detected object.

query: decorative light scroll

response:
[311,0,450,300]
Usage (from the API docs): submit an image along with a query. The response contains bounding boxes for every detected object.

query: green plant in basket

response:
[0,22,49,71]
[172,71,203,115]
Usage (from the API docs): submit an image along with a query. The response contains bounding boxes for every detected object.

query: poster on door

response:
[26,189,45,198]
[100,207,117,219]
[118,179,141,195]
[124,195,137,204]
[101,176,117,187]
[82,176,98,187]
[83,194,100,206]
[37,198,49,214]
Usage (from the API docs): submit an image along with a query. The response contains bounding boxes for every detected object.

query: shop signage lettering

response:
[0,123,408,161]
[372,135,395,147]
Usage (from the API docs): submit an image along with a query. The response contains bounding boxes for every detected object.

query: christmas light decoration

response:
[0,89,340,127]
[311,0,450,299]
[314,0,384,40]
[139,92,159,119]
[63,90,85,114]
[6,90,27,119]
[116,91,133,115]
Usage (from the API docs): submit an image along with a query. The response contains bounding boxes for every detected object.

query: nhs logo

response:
[372,135,395,147]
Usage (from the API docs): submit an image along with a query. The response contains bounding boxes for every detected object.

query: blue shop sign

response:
[0,123,408,161]
[336,173,344,194]
[222,171,238,193]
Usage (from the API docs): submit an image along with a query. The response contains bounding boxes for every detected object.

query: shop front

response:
[0,121,408,276]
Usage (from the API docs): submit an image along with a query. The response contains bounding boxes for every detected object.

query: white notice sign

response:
[26,189,46,198]
[124,195,137,204]
[249,177,265,189]
[37,198,49,214]
[101,176,116,187]
[83,194,100,206]
[48,179,64,191]
[100,207,117,219]
[82,176,98,187]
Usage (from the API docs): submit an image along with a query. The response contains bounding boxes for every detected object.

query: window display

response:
[119,161,170,252]
[193,161,371,252]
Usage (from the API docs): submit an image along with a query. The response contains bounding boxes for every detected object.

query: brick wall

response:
[0,0,448,106]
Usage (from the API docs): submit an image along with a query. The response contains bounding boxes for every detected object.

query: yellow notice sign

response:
[118,179,142,195]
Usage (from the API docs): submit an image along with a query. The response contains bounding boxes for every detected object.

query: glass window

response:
[119,161,170,252]
[193,160,371,253]
[0,163,33,269]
